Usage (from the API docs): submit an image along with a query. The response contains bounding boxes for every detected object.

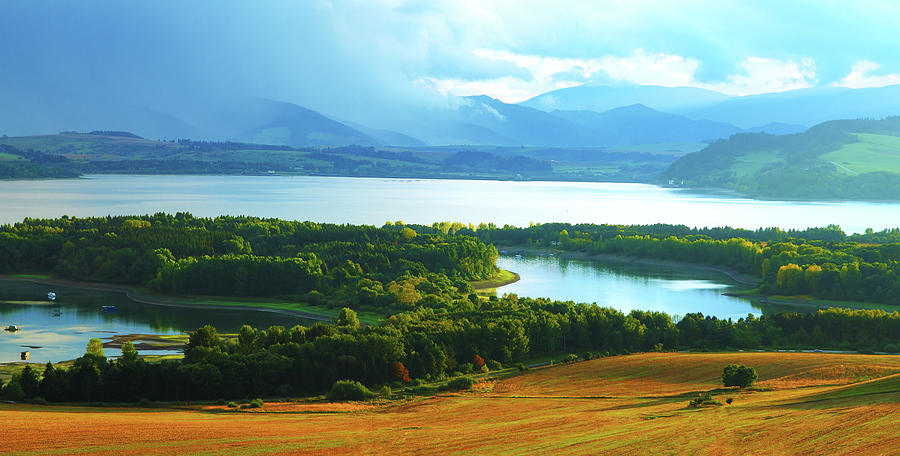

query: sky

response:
[2,0,900,128]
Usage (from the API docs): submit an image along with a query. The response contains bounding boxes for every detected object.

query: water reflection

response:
[0,280,317,363]
[495,254,762,320]
[0,175,898,233]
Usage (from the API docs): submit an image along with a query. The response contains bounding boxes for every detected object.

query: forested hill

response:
[658,117,900,200]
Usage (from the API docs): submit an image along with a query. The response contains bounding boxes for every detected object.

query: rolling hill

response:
[682,85,900,128]
[228,98,377,147]
[3,352,898,455]
[521,83,731,112]
[550,104,742,145]
[659,117,900,199]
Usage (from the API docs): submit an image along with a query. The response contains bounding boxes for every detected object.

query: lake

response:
[0,280,316,364]
[2,174,898,362]
[1,174,899,233]
[495,253,759,321]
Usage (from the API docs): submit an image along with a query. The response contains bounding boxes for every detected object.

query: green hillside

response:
[659,117,900,200]
[0,132,682,181]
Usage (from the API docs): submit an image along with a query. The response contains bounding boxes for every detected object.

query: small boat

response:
[5,325,19,332]
[101,305,117,312]
[47,291,57,302]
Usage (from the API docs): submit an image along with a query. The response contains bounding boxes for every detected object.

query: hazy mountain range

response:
[8,82,900,148]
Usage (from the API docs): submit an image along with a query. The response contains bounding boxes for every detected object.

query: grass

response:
[2,352,899,454]
[2,274,384,325]
[821,133,900,175]
[0,152,25,161]
[762,293,900,313]
[152,294,384,325]
[470,269,519,292]
[730,150,782,177]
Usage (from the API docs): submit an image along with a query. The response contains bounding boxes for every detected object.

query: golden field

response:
[2,352,899,455]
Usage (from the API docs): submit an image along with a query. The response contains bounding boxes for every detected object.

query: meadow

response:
[821,133,900,175]
[2,351,897,455]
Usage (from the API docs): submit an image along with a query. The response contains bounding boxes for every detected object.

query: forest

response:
[0,214,497,315]
[3,300,898,402]
[412,221,900,306]
[2,215,900,402]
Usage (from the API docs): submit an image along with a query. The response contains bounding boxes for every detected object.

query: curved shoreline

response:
[497,246,760,287]
[470,270,521,291]
[0,275,334,323]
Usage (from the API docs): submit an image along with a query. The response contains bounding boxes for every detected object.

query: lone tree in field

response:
[722,364,758,388]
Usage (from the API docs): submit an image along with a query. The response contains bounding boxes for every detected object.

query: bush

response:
[486,359,503,371]
[883,343,899,353]
[249,398,264,408]
[688,392,720,408]
[226,401,239,408]
[580,352,594,361]
[516,363,528,372]
[726,397,734,405]
[330,380,376,401]
[377,385,391,397]
[472,354,485,370]
[722,364,758,388]
[563,354,579,363]
[458,363,473,374]
[446,376,475,391]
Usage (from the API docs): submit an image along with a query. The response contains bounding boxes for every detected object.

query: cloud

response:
[416,75,581,104]
[834,60,900,89]
[423,49,700,103]
[700,56,817,96]
[424,49,817,102]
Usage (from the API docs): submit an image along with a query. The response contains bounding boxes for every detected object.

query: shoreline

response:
[497,246,760,287]
[0,275,335,323]
[470,269,520,291]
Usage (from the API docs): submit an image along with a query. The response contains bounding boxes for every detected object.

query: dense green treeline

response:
[402,222,900,306]
[4,300,899,402]
[0,214,497,313]
[3,216,900,403]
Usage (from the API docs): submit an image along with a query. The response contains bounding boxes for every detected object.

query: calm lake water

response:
[496,254,759,321]
[1,174,899,233]
[2,174,898,362]
[0,280,316,364]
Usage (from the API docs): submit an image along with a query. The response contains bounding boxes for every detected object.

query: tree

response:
[121,341,139,363]
[337,307,360,329]
[390,361,411,383]
[472,354,485,370]
[19,365,41,398]
[776,264,804,294]
[3,374,25,400]
[40,362,66,401]
[86,338,106,357]
[187,324,220,349]
[722,364,758,388]
[238,324,259,353]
